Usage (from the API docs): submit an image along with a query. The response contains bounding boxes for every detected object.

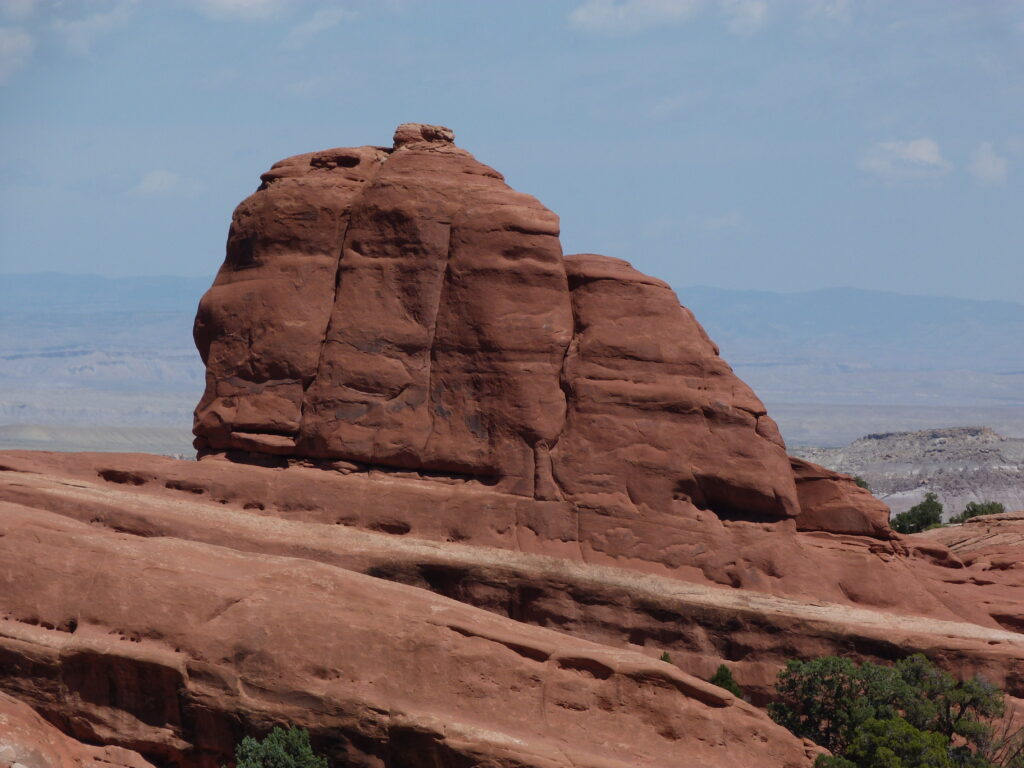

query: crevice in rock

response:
[97,469,149,486]
[546,273,584,501]
[228,426,297,438]
[425,222,456,450]
[301,217,352,405]
[299,151,393,440]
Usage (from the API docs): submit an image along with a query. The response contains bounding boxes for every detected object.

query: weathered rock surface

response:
[194,124,800,521]
[1,450,1021,763]
[791,457,892,539]
[554,255,798,521]
[0,457,819,768]
[0,691,155,768]
[919,510,1024,634]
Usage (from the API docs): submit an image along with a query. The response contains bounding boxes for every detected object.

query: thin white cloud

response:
[1005,136,1024,157]
[859,138,951,182]
[189,0,289,20]
[287,74,335,95]
[569,0,702,35]
[0,25,32,84]
[804,0,850,23]
[284,7,354,49]
[1,0,38,21]
[569,0,771,36]
[52,1,135,56]
[131,170,202,198]
[968,142,1008,186]
[721,0,766,35]
[648,93,687,118]
[693,210,742,231]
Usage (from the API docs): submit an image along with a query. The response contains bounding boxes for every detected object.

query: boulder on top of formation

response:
[194,123,802,523]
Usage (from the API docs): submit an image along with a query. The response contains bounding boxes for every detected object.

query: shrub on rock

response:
[951,501,1006,525]
[771,654,1012,768]
[709,663,744,698]
[891,493,943,534]
[227,726,327,768]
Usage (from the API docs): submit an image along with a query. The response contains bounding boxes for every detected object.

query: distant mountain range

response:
[678,285,1024,375]
[679,286,1024,421]
[1,274,1021,449]
[0,272,210,314]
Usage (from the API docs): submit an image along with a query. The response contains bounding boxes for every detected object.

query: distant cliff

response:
[797,427,1024,516]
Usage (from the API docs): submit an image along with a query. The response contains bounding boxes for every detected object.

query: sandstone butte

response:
[1,123,1021,768]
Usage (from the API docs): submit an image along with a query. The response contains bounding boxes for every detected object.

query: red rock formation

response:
[1,451,1021,702]
[196,123,573,500]
[193,144,388,455]
[193,124,800,521]
[920,510,1024,633]
[0,691,155,768]
[791,457,892,538]
[16,124,1000,768]
[0,478,817,768]
[555,255,798,521]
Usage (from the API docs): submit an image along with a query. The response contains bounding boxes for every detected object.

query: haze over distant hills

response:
[679,285,1024,444]
[0,273,1021,452]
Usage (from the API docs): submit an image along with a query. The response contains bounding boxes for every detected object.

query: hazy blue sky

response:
[1,0,1022,301]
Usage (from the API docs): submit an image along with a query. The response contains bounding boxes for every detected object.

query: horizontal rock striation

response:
[2,450,1022,766]
[0,466,818,768]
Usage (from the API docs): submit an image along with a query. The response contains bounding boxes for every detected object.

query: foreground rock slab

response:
[1,450,1022,767]
[0,488,814,768]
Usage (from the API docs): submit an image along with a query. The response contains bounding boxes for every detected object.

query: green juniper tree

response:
[770,654,1018,768]
[226,726,327,768]
[709,664,744,698]
[891,493,943,534]
[950,501,1005,525]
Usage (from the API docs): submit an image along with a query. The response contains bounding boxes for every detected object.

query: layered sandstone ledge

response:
[1,449,1022,766]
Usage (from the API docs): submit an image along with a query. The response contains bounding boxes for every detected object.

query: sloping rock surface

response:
[791,457,892,539]
[0,691,155,768]
[1,450,1022,768]
[0,452,820,768]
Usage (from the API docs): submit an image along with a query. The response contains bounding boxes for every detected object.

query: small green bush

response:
[891,493,943,534]
[709,664,744,698]
[950,501,1005,525]
[226,726,327,768]
[659,651,672,663]
[853,476,870,490]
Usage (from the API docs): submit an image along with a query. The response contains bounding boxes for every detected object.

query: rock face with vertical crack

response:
[194,123,801,520]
